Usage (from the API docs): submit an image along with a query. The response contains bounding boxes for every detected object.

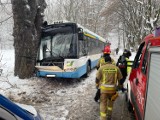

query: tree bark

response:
[11,0,46,79]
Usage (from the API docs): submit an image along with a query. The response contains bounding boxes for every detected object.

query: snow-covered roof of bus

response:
[52,21,106,43]
[77,23,106,43]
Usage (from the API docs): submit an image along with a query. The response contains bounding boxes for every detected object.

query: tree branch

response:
[0,15,12,25]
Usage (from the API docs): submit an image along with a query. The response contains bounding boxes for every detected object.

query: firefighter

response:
[96,45,115,70]
[94,45,115,102]
[116,49,132,92]
[96,55,123,120]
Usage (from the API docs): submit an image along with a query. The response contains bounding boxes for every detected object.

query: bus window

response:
[79,40,87,57]
[51,33,74,57]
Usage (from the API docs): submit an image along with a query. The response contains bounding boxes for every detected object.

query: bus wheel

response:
[84,62,91,77]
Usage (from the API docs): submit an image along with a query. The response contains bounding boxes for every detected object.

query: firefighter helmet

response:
[103,45,111,54]
[123,49,131,58]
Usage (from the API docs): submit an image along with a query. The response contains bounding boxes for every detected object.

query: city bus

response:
[35,21,106,78]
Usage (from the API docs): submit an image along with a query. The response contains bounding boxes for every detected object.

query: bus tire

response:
[84,62,91,77]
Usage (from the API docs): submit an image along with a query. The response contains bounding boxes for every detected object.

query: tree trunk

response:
[11,0,46,79]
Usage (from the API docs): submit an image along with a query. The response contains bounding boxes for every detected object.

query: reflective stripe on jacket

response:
[126,58,132,74]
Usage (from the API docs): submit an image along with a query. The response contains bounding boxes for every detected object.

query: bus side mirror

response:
[78,28,84,40]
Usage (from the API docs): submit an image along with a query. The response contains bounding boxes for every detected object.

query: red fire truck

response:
[126,27,160,120]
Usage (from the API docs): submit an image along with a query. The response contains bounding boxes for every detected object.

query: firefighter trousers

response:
[119,77,126,90]
[100,93,115,120]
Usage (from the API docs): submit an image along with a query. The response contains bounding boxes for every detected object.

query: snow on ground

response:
[0,49,136,120]
[0,49,99,120]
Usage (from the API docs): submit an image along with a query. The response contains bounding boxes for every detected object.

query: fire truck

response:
[126,27,160,120]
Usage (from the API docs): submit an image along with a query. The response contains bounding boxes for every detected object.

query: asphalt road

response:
[112,92,136,120]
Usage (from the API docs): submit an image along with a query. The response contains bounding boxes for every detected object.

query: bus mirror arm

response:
[78,28,84,40]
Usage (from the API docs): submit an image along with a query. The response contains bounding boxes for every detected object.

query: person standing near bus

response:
[96,55,123,120]
[116,49,132,92]
[94,45,115,102]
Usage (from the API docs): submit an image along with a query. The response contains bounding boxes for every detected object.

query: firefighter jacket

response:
[96,57,115,70]
[126,57,132,74]
[96,62,123,93]
[116,55,132,77]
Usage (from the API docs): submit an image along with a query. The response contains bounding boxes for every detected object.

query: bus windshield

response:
[52,33,74,57]
[40,33,75,60]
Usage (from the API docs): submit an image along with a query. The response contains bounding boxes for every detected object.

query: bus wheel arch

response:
[84,60,91,77]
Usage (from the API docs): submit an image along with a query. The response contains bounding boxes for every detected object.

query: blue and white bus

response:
[35,22,106,78]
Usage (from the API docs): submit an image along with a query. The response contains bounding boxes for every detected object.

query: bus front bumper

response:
[36,65,86,78]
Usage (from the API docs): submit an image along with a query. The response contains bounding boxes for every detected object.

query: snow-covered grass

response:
[0,49,99,119]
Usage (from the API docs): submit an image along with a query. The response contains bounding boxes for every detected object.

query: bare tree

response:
[0,50,3,76]
[45,0,160,50]
[0,0,13,49]
[144,0,160,32]
[45,0,107,37]
[11,0,46,79]
[101,0,160,49]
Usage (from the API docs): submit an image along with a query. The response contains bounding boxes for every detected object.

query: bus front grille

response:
[41,61,64,69]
